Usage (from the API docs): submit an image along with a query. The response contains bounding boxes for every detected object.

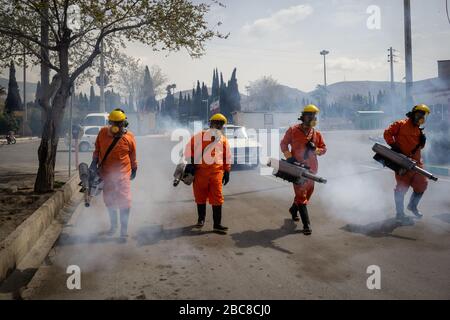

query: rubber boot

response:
[298,204,312,235]
[212,205,228,233]
[407,192,424,219]
[107,208,118,235]
[394,190,409,224]
[196,204,206,228]
[289,203,300,222]
[119,208,130,239]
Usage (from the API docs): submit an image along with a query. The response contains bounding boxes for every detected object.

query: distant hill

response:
[0,77,37,103]
[315,81,405,102]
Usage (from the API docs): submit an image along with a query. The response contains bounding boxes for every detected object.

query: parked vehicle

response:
[223,125,260,168]
[81,113,109,127]
[65,126,102,152]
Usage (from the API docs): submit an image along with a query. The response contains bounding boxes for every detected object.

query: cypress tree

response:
[35,81,42,104]
[219,72,228,118]
[194,81,202,119]
[142,66,158,112]
[5,61,23,113]
[227,68,241,115]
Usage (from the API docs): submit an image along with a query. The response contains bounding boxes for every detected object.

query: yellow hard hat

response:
[302,104,320,113]
[108,109,127,122]
[209,113,228,124]
[412,104,430,114]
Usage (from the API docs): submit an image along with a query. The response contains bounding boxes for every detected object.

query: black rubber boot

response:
[289,203,300,222]
[107,208,118,235]
[213,205,228,234]
[196,204,206,228]
[407,192,424,218]
[298,204,312,235]
[394,190,408,224]
[119,208,130,239]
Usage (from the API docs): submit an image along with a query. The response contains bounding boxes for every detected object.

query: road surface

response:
[6,131,450,299]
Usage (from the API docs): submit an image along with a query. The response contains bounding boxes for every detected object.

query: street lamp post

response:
[320,50,329,87]
[99,39,105,113]
[203,99,209,124]
[320,50,330,123]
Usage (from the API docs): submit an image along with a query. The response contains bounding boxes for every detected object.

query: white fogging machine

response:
[173,160,195,187]
[372,143,438,181]
[267,158,327,185]
[78,163,104,207]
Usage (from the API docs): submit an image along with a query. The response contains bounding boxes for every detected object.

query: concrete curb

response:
[425,165,450,177]
[0,174,80,284]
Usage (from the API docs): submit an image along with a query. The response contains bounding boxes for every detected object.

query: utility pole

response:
[68,85,73,177]
[388,47,397,91]
[99,39,105,113]
[22,48,27,136]
[403,0,413,110]
[388,47,398,114]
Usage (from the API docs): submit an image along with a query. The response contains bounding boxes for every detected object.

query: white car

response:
[81,113,109,127]
[223,125,260,167]
[65,126,103,152]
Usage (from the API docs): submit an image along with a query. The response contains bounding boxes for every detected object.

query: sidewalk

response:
[0,137,40,144]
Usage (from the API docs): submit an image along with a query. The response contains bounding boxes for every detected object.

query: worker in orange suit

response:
[90,108,137,240]
[383,104,430,224]
[280,104,327,235]
[184,113,231,234]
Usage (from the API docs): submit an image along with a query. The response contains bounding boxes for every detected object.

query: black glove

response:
[306,141,317,151]
[185,164,196,175]
[389,144,402,154]
[130,168,137,180]
[223,171,230,185]
[419,131,426,147]
[286,157,296,164]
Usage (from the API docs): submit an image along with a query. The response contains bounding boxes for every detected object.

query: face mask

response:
[110,125,120,134]
[302,114,317,127]
[414,112,426,126]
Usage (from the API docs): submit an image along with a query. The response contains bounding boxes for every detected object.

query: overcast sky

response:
[3,0,450,95]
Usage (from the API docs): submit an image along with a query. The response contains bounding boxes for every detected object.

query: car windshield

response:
[85,128,100,135]
[83,116,105,126]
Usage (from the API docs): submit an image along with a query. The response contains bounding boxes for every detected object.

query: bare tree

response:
[246,76,283,111]
[0,0,224,192]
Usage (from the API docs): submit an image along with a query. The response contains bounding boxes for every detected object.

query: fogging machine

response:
[173,161,195,187]
[372,143,438,181]
[79,163,104,207]
[267,158,327,185]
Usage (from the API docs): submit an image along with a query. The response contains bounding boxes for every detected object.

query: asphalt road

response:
[0,139,91,177]
[6,131,450,299]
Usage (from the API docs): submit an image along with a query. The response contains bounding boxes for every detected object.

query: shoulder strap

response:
[98,135,122,168]
[410,128,424,156]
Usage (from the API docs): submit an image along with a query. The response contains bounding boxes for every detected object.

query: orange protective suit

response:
[93,127,137,209]
[384,118,428,193]
[280,125,327,205]
[184,129,231,206]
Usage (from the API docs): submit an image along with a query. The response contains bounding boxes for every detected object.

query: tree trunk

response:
[34,90,68,193]
[34,43,70,193]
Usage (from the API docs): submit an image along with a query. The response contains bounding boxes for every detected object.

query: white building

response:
[232,111,298,130]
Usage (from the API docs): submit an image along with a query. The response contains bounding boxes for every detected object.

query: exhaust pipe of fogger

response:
[78,162,91,207]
